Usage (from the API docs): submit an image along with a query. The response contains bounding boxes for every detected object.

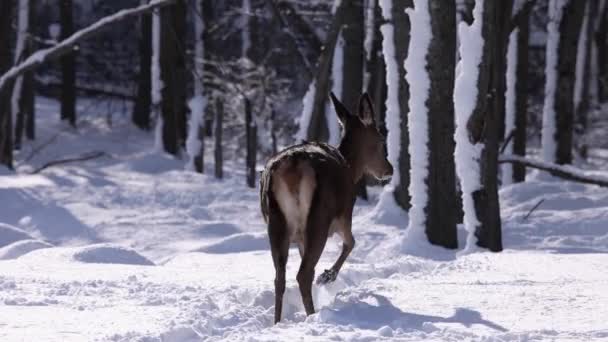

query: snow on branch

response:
[499,155,608,188]
[0,0,176,93]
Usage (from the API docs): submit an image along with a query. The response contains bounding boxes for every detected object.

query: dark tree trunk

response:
[0,1,14,169]
[388,0,412,210]
[467,0,510,252]
[15,6,36,150]
[132,8,152,130]
[368,1,387,136]
[550,0,587,165]
[159,0,188,156]
[340,0,367,200]
[60,0,76,127]
[214,98,223,179]
[245,98,257,188]
[597,4,608,102]
[424,0,458,248]
[512,2,531,183]
[306,2,347,141]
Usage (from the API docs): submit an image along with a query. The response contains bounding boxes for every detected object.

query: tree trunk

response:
[424,0,458,248]
[14,0,35,149]
[245,98,257,188]
[304,1,347,141]
[367,1,387,135]
[511,2,531,183]
[0,1,14,169]
[60,0,76,127]
[159,0,187,155]
[390,0,412,210]
[543,0,587,165]
[597,4,608,102]
[214,98,223,179]
[132,3,152,130]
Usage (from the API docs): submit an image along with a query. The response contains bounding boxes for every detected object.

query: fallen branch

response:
[31,151,107,174]
[521,198,544,222]
[0,0,175,92]
[499,154,608,188]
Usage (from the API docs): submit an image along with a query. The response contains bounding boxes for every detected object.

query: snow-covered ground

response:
[1,98,607,341]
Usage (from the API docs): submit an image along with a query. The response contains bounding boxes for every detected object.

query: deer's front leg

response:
[317,218,354,285]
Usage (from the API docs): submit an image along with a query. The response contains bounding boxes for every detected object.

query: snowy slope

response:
[1,97,607,341]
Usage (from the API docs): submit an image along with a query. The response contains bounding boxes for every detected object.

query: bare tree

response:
[60,0,76,127]
[0,1,14,168]
[132,0,152,130]
[159,0,187,155]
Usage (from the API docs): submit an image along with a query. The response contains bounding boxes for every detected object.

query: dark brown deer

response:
[260,92,393,323]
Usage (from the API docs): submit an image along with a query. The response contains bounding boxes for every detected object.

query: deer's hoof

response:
[316,269,337,285]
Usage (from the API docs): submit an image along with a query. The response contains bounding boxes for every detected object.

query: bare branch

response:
[499,155,608,187]
[0,0,176,92]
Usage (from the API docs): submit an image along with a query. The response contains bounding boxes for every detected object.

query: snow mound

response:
[0,239,53,260]
[123,152,183,174]
[0,223,34,247]
[196,232,269,254]
[72,244,154,265]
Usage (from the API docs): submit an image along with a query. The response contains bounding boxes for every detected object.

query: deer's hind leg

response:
[267,198,290,324]
[296,189,332,316]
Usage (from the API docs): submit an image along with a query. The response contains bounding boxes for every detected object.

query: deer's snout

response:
[380,160,393,181]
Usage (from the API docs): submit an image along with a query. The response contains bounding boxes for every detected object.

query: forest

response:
[0,0,607,341]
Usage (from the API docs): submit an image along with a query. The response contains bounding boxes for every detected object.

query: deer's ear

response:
[358,93,375,126]
[330,92,350,126]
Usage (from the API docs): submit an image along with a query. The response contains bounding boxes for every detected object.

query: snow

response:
[295,82,316,142]
[541,0,568,163]
[403,0,432,248]
[1,96,608,340]
[186,95,206,170]
[376,0,402,215]
[454,0,485,252]
[502,28,519,185]
[327,31,344,147]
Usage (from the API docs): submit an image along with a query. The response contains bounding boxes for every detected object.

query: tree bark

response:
[391,0,412,210]
[60,0,76,127]
[0,1,14,169]
[551,0,587,165]
[132,5,152,130]
[425,0,458,248]
[159,0,187,155]
[512,2,531,183]
[214,98,223,179]
[15,1,35,148]
[305,1,347,141]
[467,0,509,252]
[597,4,608,102]
[245,98,257,188]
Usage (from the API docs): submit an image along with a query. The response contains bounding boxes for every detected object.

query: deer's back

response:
[260,142,353,242]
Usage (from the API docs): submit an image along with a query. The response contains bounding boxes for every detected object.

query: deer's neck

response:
[338,138,364,185]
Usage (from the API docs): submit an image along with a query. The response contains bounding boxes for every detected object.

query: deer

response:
[259,92,393,324]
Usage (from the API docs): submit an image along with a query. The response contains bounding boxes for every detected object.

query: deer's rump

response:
[260,142,350,242]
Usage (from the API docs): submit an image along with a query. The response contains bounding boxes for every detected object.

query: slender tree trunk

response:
[214,98,223,179]
[513,3,531,183]
[245,98,257,188]
[159,0,187,155]
[424,0,458,248]
[367,1,387,135]
[597,4,608,102]
[132,3,152,130]
[303,1,347,141]
[60,0,76,127]
[0,1,14,169]
[393,0,412,210]
[14,0,34,150]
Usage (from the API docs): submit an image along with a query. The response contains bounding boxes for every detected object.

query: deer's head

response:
[330,92,393,182]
